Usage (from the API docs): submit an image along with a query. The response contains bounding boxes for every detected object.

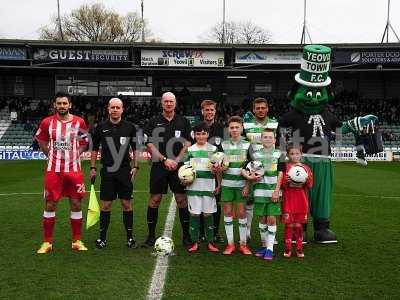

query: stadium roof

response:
[1,39,400,50]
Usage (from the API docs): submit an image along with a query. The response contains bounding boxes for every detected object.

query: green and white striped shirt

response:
[185,143,217,198]
[221,138,250,189]
[252,148,282,203]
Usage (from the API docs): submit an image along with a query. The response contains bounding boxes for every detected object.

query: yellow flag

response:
[86,184,100,229]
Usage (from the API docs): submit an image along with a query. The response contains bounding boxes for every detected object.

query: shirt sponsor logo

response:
[54,140,72,151]
[175,130,181,138]
[120,137,127,145]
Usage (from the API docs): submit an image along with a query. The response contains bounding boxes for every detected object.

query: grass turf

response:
[0,161,399,299]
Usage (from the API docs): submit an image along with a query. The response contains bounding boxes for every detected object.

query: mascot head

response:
[288,44,334,114]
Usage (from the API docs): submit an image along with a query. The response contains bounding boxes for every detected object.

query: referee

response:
[90,98,139,249]
[142,92,192,248]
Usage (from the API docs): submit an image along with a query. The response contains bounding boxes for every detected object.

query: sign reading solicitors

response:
[33,48,129,62]
[0,47,26,60]
[141,49,224,67]
[334,49,400,64]
[235,51,302,64]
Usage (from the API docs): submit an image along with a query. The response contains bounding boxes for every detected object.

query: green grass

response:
[0,161,399,299]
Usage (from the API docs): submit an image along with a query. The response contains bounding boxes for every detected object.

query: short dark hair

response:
[262,128,276,137]
[201,99,217,109]
[228,116,243,125]
[286,142,303,154]
[252,97,268,108]
[192,122,209,133]
[53,92,71,103]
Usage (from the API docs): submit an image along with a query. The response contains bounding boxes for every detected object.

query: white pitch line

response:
[147,196,177,300]
[333,193,400,199]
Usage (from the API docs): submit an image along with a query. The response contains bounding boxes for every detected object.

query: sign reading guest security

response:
[141,49,224,67]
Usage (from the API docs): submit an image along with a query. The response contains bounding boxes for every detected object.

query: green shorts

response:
[221,187,245,203]
[254,202,281,217]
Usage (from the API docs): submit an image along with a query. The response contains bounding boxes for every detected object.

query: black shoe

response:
[95,239,107,249]
[127,238,138,249]
[141,236,156,248]
[214,233,225,244]
[313,219,338,244]
[182,235,192,248]
[314,229,337,244]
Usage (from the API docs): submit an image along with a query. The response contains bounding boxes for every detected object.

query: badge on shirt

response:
[120,137,127,145]
[175,130,181,138]
[215,137,221,145]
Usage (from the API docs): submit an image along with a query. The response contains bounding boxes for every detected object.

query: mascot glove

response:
[360,115,378,126]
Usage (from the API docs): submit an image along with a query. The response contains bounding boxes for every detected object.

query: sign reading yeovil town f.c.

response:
[141,49,224,67]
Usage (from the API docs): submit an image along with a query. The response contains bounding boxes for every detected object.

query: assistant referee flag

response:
[86,184,100,229]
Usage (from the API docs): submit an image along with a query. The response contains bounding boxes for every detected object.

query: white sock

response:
[266,225,277,251]
[259,223,267,247]
[224,216,234,244]
[239,218,248,245]
[246,204,254,238]
[70,211,83,219]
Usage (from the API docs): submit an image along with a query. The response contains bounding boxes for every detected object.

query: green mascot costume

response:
[279,45,377,243]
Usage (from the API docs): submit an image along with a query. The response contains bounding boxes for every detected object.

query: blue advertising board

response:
[0,47,26,60]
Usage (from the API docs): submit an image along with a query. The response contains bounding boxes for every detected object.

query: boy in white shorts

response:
[183,122,221,253]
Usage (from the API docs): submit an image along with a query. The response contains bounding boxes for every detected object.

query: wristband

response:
[132,166,139,170]
[162,157,167,162]
[90,167,97,170]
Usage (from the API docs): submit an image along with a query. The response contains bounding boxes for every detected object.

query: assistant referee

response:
[90,98,139,249]
[142,92,192,248]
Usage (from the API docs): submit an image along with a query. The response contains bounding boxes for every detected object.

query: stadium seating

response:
[0,96,399,149]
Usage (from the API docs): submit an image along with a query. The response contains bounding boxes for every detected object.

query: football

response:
[245,160,265,177]
[288,165,308,184]
[178,164,196,184]
[154,236,174,256]
[208,152,225,169]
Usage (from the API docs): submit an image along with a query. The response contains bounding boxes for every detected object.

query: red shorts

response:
[44,171,86,202]
[281,213,308,224]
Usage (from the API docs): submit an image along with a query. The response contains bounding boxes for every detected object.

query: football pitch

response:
[0,161,399,299]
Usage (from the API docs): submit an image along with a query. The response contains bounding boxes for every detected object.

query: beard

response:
[57,109,69,116]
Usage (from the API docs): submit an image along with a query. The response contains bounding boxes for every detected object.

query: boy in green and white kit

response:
[243,97,278,240]
[242,128,283,260]
[221,116,252,255]
[184,122,221,253]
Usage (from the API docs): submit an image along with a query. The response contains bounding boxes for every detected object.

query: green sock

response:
[190,215,200,243]
[204,215,215,243]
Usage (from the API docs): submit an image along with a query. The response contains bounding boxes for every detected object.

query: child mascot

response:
[278,45,377,243]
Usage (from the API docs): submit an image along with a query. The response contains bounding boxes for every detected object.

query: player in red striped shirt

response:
[35,92,89,254]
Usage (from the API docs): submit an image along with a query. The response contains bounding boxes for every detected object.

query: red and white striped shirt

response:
[36,114,88,172]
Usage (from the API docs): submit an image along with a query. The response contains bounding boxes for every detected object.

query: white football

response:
[245,160,265,177]
[208,152,225,169]
[154,236,174,256]
[288,165,308,184]
[178,164,196,184]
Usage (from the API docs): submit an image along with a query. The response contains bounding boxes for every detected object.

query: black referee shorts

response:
[100,166,133,201]
[149,163,185,194]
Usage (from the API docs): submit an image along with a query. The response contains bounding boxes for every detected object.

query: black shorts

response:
[149,163,185,194]
[100,166,133,201]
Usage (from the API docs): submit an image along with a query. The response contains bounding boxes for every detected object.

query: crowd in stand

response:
[0,93,398,141]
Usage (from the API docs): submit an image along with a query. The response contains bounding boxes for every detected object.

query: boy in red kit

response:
[280,144,313,258]
[35,92,89,254]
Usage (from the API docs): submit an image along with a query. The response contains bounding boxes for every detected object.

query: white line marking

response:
[333,193,400,199]
[147,196,177,300]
